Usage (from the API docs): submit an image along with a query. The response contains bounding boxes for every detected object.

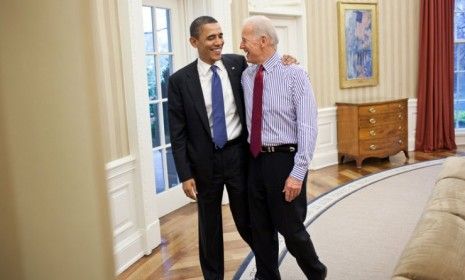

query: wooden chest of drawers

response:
[336,98,408,168]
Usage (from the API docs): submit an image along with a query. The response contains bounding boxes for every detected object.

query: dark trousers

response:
[195,142,253,280]
[248,152,326,280]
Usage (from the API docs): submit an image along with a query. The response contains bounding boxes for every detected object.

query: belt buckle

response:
[264,146,275,153]
[289,146,296,152]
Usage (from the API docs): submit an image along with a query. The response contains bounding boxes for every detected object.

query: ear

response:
[260,36,267,48]
[189,37,197,48]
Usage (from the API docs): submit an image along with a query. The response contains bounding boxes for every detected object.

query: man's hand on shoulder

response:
[281,54,299,66]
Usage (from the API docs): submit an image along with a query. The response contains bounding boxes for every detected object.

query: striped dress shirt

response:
[241,52,318,181]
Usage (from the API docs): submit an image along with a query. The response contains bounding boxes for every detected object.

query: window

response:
[143,5,179,193]
[454,0,465,128]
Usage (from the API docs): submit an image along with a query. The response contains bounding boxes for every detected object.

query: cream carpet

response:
[235,159,445,280]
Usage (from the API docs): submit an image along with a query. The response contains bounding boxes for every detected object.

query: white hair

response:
[243,15,279,47]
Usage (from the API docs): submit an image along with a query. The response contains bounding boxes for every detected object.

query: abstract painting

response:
[337,2,379,88]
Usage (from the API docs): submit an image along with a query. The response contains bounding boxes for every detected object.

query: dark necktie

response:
[211,65,227,149]
[250,65,264,157]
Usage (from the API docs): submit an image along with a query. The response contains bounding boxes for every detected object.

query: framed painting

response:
[337,2,379,88]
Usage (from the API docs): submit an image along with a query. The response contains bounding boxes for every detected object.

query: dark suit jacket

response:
[168,54,248,183]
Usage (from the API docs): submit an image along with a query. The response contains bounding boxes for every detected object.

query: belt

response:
[261,144,297,153]
[215,137,243,150]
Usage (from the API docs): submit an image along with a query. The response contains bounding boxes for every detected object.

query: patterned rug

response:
[234,159,446,280]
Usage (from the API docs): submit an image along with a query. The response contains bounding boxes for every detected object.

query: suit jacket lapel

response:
[185,60,212,138]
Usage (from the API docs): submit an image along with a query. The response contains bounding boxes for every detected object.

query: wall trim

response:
[106,156,136,180]
[310,107,338,170]
[407,98,417,151]
[249,0,304,16]
[143,220,161,255]
[456,130,465,146]
[114,231,144,274]
[106,156,161,274]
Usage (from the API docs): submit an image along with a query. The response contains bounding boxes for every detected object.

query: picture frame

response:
[337,1,379,88]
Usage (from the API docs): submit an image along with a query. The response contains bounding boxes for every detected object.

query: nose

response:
[214,36,223,46]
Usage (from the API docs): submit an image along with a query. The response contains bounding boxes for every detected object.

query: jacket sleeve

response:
[240,55,248,72]
[168,75,192,182]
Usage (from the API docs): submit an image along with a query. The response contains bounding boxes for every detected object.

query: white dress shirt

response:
[197,58,241,141]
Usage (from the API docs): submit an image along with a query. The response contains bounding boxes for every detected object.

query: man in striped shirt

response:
[240,16,327,280]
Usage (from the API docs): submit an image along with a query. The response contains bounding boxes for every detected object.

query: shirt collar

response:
[262,52,280,73]
[197,58,226,76]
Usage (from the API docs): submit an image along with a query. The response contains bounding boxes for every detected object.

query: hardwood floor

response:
[117,147,465,280]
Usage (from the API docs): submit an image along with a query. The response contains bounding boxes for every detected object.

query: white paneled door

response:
[253,14,307,69]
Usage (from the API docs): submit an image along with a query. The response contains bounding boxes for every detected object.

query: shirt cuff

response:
[290,166,308,181]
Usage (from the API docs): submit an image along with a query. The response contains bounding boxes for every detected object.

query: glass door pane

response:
[143,5,178,194]
[454,1,465,128]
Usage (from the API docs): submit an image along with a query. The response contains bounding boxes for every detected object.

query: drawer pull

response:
[369,130,376,136]
[369,144,377,150]
[369,118,376,124]
[368,107,376,113]
[398,104,403,109]
[398,126,402,130]
[398,114,403,119]
[398,139,403,145]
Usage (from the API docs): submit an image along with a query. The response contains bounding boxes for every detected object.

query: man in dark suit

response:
[167,16,252,280]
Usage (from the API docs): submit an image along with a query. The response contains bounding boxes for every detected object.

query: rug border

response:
[233,159,446,280]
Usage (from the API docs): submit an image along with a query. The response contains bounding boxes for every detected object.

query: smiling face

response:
[240,24,264,64]
[189,22,224,65]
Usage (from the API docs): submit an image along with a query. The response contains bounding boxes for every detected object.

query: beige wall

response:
[0,1,115,279]
[307,0,420,108]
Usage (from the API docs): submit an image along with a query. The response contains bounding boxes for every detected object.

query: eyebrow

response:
[207,33,223,38]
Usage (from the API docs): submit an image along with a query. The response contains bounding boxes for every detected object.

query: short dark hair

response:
[190,16,218,38]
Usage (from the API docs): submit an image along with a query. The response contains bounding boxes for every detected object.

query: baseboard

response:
[456,130,465,146]
[107,156,161,274]
[310,149,338,170]
[112,219,161,274]
[144,220,161,255]
[407,99,417,151]
[114,231,144,274]
[311,107,338,169]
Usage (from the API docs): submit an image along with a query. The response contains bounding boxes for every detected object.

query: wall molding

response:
[249,0,304,15]
[407,98,417,151]
[114,232,144,274]
[310,107,338,170]
[107,156,136,180]
[106,156,161,274]
[456,130,465,146]
[106,156,138,273]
